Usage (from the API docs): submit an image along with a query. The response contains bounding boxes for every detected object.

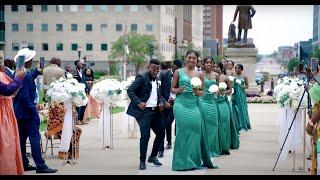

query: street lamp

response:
[77,46,82,61]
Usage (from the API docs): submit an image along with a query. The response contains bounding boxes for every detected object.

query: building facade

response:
[191,5,203,52]
[4,5,177,71]
[203,5,223,55]
[313,5,320,50]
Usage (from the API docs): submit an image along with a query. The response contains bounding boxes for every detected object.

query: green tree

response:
[213,55,224,63]
[287,57,299,73]
[109,32,157,75]
[312,48,320,59]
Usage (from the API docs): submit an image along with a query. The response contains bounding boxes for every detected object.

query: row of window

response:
[12,43,108,51]
[11,23,153,32]
[11,5,153,13]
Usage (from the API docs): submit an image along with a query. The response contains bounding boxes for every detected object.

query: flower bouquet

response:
[90,79,122,105]
[218,82,228,96]
[229,76,235,82]
[190,77,202,95]
[208,84,219,98]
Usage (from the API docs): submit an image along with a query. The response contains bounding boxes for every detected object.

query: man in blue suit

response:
[127,59,166,170]
[4,57,15,79]
[13,48,57,174]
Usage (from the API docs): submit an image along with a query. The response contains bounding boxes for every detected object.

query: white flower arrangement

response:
[219,82,227,90]
[208,84,219,93]
[90,79,122,104]
[190,77,202,89]
[46,76,88,107]
[229,76,235,82]
[236,79,242,85]
[274,77,306,109]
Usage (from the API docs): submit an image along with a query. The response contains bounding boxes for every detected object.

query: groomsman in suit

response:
[127,59,166,170]
[13,48,57,173]
[4,57,15,79]
[73,60,89,125]
[158,60,183,158]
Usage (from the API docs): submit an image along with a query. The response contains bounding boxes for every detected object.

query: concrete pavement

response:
[25,103,310,175]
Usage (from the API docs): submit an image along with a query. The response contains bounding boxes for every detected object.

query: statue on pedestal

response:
[228,5,256,48]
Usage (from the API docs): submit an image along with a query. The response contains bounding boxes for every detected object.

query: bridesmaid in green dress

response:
[199,57,220,157]
[233,64,251,131]
[213,62,232,155]
[171,50,215,171]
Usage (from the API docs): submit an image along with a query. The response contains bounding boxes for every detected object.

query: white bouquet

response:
[46,77,88,107]
[229,76,235,82]
[218,82,227,90]
[190,77,202,89]
[208,84,219,93]
[91,79,122,104]
[236,79,242,85]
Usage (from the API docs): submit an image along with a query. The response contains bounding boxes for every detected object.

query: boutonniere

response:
[157,80,161,86]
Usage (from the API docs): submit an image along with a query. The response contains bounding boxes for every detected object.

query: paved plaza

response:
[25,104,310,175]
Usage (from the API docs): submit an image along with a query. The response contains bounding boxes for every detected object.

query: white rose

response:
[228,76,235,82]
[190,77,202,89]
[208,84,219,93]
[219,82,227,90]
[236,79,242,85]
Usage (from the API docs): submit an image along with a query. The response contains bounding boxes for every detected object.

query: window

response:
[41,24,48,32]
[28,43,34,50]
[131,24,137,32]
[70,5,78,12]
[12,24,19,31]
[116,24,122,31]
[56,5,63,12]
[130,5,138,12]
[84,5,93,12]
[100,5,108,12]
[56,24,63,31]
[27,24,33,32]
[12,43,19,51]
[101,43,108,51]
[71,43,78,51]
[101,24,107,32]
[26,5,33,12]
[145,5,152,12]
[42,43,49,51]
[11,5,18,12]
[86,43,93,51]
[71,24,78,31]
[146,24,153,32]
[56,43,63,51]
[115,5,123,12]
[86,24,93,31]
[41,5,48,12]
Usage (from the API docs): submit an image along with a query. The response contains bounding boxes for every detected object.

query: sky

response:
[223,5,313,55]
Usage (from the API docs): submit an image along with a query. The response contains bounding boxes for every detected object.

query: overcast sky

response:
[223,5,313,55]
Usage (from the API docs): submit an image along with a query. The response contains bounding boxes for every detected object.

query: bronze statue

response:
[232,5,256,44]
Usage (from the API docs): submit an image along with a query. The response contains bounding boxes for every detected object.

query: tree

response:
[287,57,299,73]
[312,48,320,59]
[109,32,157,75]
[213,55,224,63]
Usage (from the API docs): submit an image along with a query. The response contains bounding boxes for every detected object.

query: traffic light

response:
[149,44,154,58]
[168,35,172,44]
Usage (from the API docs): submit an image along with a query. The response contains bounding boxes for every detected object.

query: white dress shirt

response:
[5,66,14,76]
[77,69,82,79]
[146,80,158,107]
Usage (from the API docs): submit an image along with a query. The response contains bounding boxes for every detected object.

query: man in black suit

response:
[127,59,166,170]
[73,60,89,125]
[158,60,183,158]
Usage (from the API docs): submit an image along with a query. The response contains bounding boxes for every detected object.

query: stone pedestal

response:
[225,47,259,94]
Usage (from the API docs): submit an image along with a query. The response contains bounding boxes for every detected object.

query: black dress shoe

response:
[165,143,172,149]
[139,162,146,170]
[24,164,37,171]
[147,157,162,166]
[158,151,164,158]
[36,167,58,174]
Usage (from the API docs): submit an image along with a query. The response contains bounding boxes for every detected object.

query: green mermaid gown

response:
[199,77,220,157]
[233,78,251,131]
[216,94,231,154]
[172,69,214,171]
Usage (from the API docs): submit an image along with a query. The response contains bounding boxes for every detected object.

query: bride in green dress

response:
[171,50,216,171]
[233,64,251,131]
[199,57,220,157]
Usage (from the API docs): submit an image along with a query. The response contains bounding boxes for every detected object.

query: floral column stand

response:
[126,99,138,138]
[100,102,113,149]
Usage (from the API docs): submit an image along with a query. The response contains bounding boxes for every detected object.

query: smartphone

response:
[40,57,45,69]
[311,58,318,72]
[16,55,25,69]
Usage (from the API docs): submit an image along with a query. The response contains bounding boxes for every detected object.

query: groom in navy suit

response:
[127,59,166,170]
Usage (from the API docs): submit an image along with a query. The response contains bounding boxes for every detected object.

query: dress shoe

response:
[165,143,172,149]
[158,151,164,158]
[24,164,37,171]
[139,162,146,170]
[36,167,58,174]
[147,157,162,166]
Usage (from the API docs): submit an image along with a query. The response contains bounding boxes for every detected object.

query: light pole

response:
[77,46,82,61]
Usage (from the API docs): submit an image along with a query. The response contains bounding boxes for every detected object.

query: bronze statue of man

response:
[232,5,256,43]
